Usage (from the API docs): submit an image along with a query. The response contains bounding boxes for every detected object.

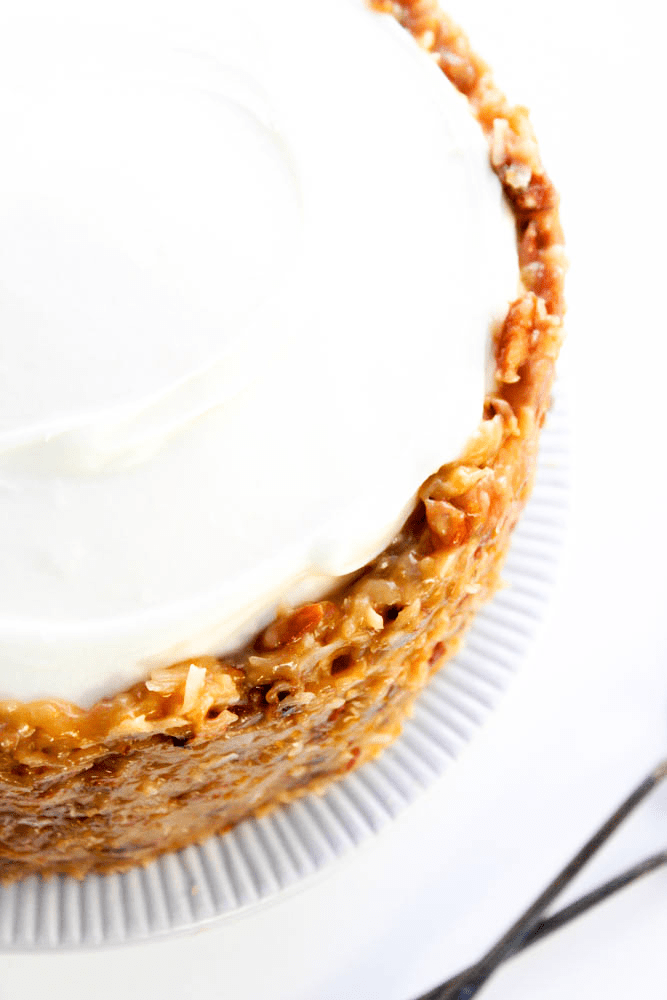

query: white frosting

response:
[0,0,518,705]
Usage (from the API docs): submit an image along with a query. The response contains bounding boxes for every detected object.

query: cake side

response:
[0,0,564,881]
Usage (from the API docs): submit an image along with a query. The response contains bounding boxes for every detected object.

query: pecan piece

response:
[424,498,470,547]
[495,293,538,384]
[259,602,336,651]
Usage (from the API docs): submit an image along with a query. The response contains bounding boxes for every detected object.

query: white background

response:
[3,0,667,996]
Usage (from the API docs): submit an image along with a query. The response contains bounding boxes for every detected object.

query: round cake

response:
[0,0,564,879]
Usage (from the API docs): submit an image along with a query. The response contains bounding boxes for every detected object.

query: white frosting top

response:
[0,0,518,705]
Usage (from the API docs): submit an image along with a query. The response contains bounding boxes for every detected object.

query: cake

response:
[0,0,564,879]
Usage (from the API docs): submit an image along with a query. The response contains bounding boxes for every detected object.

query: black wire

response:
[414,761,667,1000]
